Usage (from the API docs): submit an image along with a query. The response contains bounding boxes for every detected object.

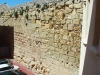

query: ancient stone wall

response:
[0,1,82,75]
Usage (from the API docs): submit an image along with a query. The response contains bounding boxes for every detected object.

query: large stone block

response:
[60,29,65,34]
[54,25,59,29]
[45,16,50,21]
[69,4,74,9]
[68,24,73,30]
[60,1,65,6]
[65,1,72,5]
[75,53,80,59]
[52,16,56,20]
[80,14,83,19]
[77,8,83,13]
[54,34,59,39]
[57,10,64,18]
[69,42,74,46]
[58,43,62,49]
[44,24,51,29]
[66,20,72,24]
[68,52,75,57]
[36,20,41,27]
[65,7,73,14]
[32,19,36,23]
[61,19,66,24]
[54,30,60,34]
[68,57,75,63]
[54,38,60,43]
[48,34,54,38]
[74,3,82,9]
[54,43,58,48]
[59,49,64,54]
[63,24,67,30]
[32,15,37,20]
[73,19,80,25]
[74,25,81,30]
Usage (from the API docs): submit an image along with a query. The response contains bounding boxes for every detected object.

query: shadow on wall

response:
[0,26,14,59]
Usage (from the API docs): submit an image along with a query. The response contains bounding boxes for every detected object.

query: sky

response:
[0,0,34,7]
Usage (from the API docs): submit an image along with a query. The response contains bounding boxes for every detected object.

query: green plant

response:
[51,10,54,13]
[36,4,41,8]
[22,9,26,13]
[38,10,40,13]
[26,6,29,12]
[41,7,45,11]
[72,0,75,3]
[55,3,57,6]
[25,13,28,20]
[9,13,13,17]
[30,14,32,17]
[41,3,49,11]
[43,4,49,9]
[0,12,4,16]
[4,2,6,4]
[20,7,23,9]
[19,10,23,15]
[14,11,18,19]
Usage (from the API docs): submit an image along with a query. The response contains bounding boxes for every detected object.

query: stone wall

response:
[0,1,82,75]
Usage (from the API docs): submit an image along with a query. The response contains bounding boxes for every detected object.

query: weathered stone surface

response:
[62,45,68,50]
[74,3,82,9]
[60,39,66,44]
[73,19,80,25]
[77,8,83,13]
[65,7,73,14]
[61,19,66,24]
[66,20,72,24]
[57,10,64,19]
[68,52,75,57]
[63,35,68,39]
[60,1,65,6]
[68,24,73,30]
[80,14,83,19]
[68,57,75,63]
[69,4,74,9]
[63,24,67,29]
[65,1,72,5]
[45,16,50,20]
[36,20,41,27]
[0,1,82,75]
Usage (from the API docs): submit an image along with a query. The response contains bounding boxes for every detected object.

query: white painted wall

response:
[79,0,94,75]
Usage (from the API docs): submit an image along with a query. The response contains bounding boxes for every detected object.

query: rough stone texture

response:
[0,1,82,75]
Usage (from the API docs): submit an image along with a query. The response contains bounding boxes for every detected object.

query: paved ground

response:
[11,59,35,75]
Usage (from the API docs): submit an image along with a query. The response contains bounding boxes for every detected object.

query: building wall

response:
[0,1,82,75]
[79,0,100,75]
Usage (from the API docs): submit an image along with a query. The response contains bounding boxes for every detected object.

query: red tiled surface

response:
[11,59,35,75]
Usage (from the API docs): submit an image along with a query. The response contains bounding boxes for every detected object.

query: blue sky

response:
[0,0,34,7]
